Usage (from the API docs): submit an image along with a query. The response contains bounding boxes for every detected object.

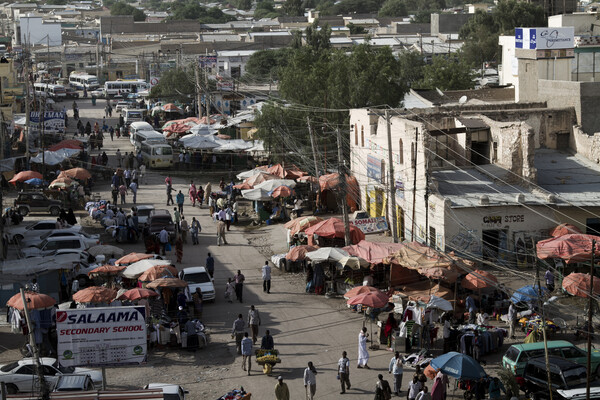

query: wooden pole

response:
[410,128,418,241]
[587,240,596,400]
[534,251,553,400]
[20,288,49,400]
[336,128,351,246]
[385,110,398,243]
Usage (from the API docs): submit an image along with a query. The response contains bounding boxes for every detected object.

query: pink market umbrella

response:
[346,290,390,308]
[270,185,294,198]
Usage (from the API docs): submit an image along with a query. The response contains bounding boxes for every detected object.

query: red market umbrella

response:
[72,286,117,303]
[88,264,126,277]
[115,252,155,266]
[536,234,600,264]
[270,185,294,198]
[304,217,365,246]
[550,223,582,237]
[562,272,600,298]
[6,292,56,310]
[117,288,158,301]
[138,265,178,281]
[62,167,92,181]
[462,270,497,290]
[285,245,319,262]
[343,285,379,299]
[9,171,42,184]
[48,139,83,151]
[162,103,182,113]
[346,290,390,308]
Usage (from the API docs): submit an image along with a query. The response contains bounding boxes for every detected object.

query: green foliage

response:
[149,68,195,102]
[397,50,426,87]
[169,1,236,22]
[494,0,545,34]
[254,0,280,19]
[110,1,146,21]
[379,0,408,17]
[347,23,366,35]
[46,0,68,5]
[244,48,293,81]
[236,0,252,10]
[410,11,432,23]
[283,0,304,16]
[418,54,475,90]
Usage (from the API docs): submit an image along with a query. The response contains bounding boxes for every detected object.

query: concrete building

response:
[0,58,25,119]
[430,13,472,36]
[15,16,61,47]
[216,50,256,78]
[349,102,600,267]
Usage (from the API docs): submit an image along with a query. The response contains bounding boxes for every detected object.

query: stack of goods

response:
[217,388,251,400]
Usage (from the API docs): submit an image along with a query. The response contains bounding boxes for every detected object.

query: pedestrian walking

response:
[338,351,351,394]
[225,204,233,230]
[431,372,449,400]
[234,270,245,303]
[206,253,214,277]
[415,386,431,400]
[109,126,114,141]
[159,227,169,255]
[408,377,422,400]
[261,329,274,350]
[116,149,122,167]
[124,168,131,187]
[192,287,203,319]
[508,302,517,339]
[247,305,261,344]
[118,184,127,205]
[166,184,174,206]
[545,269,555,292]
[231,314,245,355]
[175,235,183,263]
[262,261,271,293]
[129,181,138,204]
[180,216,189,243]
[275,376,290,400]
[189,181,197,207]
[466,294,477,324]
[208,196,215,217]
[375,374,393,400]
[357,327,370,369]
[191,217,201,245]
[303,362,317,400]
[139,164,146,184]
[225,277,234,303]
[232,200,238,223]
[165,175,172,186]
[388,351,403,396]
[241,332,252,375]
[111,186,118,205]
[176,191,184,214]
[217,218,227,246]
[173,207,181,233]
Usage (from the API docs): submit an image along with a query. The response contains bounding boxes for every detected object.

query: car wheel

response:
[50,206,60,216]
[13,234,23,245]
[18,207,29,216]
[6,383,18,394]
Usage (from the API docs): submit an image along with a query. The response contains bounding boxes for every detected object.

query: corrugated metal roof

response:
[8,389,165,400]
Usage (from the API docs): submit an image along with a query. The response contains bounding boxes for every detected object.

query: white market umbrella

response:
[236,168,269,180]
[241,187,271,201]
[121,259,173,279]
[254,179,297,192]
[427,295,453,311]
[306,247,350,263]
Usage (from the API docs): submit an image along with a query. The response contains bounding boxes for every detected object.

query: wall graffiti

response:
[448,229,482,255]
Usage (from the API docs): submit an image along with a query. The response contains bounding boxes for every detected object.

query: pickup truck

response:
[148,209,176,243]
[14,192,62,216]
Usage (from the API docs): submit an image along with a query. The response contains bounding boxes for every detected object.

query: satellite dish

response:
[435,87,444,96]
[458,95,468,104]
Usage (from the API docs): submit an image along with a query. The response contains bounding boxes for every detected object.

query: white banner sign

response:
[349,216,389,234]
[515,27,574,50]
[29,111,65,133]
[56,306,147,367]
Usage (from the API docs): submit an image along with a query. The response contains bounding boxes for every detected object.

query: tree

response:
[494,0,545,34]
[418,54,474,90]
[149,68,195,103]
[397,50,426,87]
[110,1,146,21]
[170,1,236,22]
[244,48,293,81]
[283,0,304,16]
[254,0,280,19]
[347,23,366,35]
[379,0,408,17]
[236,0,252,10]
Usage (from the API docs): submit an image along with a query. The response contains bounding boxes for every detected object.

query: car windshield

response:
[154,147,172,156]
[184,272,210,284]
[564,367,588,387]
[0,362,18,372]
[138,209,153,217]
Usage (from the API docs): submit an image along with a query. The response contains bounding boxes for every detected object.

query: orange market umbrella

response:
[562,272,600,298]
[146,278,188,289]
[284,216,324,236]
[72,286,117,303]
[270,185,294,198]
[115,252,155,266]
[462,270,497,290]
[6,292,56,310]
[9,171,42,184]
[285,245,319,262]
[88,264,126,277]
[62,167,92,181]
[346,290,390,308]
[233,182,253,190]
[138,265,178,281]
[550,223,582,237]
[243,173,279,188]
[343,285,379,300]
[117,288,158,301]
[162,103,182,113]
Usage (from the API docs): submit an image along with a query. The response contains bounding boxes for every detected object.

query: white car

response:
[21,229,100,248]
[136,205,155,226]
[115,100,130,112]
[179,267,215,302]
[7,220,81,244]
[90,89,104,98]
[144,383,188,400]
[21,236,92,258]
[0,357,102,394]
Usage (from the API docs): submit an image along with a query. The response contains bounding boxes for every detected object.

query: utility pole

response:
[20,288,49,400]
[534,250,553,400]
[194,64,202,118]
[307,117,321,207]
[336,128,351,246]
[385,110,398,243]
[95,41,100,79]
[587,240,596,400]
[40,97,45,176]
[410,128,418,241]
[204,58,210,119]
[24,49,30,164]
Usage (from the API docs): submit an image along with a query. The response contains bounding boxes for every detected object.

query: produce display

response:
[256,354,281,364]
[255,349,279,357]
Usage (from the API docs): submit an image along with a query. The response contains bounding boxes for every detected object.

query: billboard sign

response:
[515,27,574,50]
[56,306,147,367]
[29,111,65,133]
[217,81,233,91]
[349,216,389,234]
[367,154,382,182]
[198,55,217,68]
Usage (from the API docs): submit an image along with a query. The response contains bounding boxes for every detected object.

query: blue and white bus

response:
[69,72,99,90]
[104,79,149,97]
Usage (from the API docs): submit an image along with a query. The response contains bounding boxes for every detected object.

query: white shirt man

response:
[262,261,272,294]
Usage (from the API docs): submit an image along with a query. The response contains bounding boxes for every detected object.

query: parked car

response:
[148,209,175,242]
[144,383,188,400]
[64,87,79,99]
[53,374,95,392]
[136,205,155,226]
[21,229,100,248]
[503,340,600,377]
[115,100,130,112]
[0,357,102,394]
[21,236,92,258]
[14,192,62,216]
[6,220,81,244]
[519,356,600,400]
[90,89,104,98]
[179,267,215,302]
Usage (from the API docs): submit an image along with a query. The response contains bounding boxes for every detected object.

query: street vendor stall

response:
[255,349,281,375]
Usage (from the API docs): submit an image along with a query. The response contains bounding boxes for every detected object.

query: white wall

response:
[20,17,62,47]
[499,35,518,91]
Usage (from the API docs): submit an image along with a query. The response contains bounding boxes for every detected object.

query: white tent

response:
[306,247,350,263]
[188,124,219,136]
[212,139,253,152]
[245,140,265,152]
[241,187,272,201]
[236,168,269,180]
[30,148,81,165]
[254,179,296,192]
[121,259,173,279]
[179,134,223,150]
